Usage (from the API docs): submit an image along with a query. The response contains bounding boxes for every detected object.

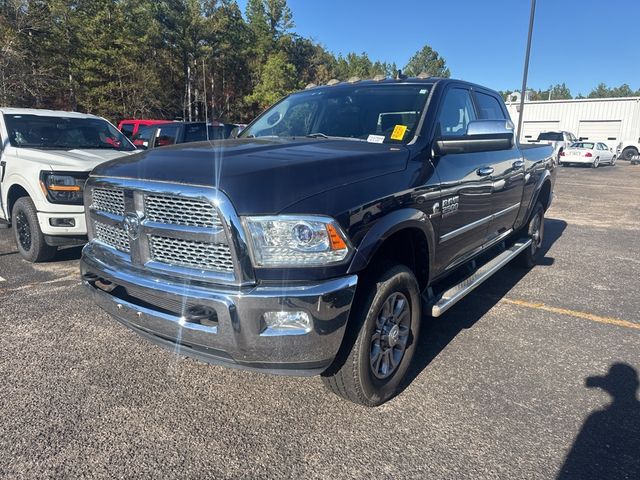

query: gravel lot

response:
[1,164,639,479]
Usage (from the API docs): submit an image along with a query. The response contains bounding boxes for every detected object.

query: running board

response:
[430,238,532,317]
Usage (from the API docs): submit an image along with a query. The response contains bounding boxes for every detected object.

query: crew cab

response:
[0,108,136,261]
[80,78,555,406]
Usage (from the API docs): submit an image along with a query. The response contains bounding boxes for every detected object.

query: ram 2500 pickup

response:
[0,108,136,262]
[81,78,555,406]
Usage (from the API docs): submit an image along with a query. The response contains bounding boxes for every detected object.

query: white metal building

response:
[505,96,640,159]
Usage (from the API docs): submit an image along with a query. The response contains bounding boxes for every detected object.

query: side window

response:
[438,88,477,136]
[475,92,506,120]
[155,125,179,147]
[120,123,135,140]
[183,124,207,143]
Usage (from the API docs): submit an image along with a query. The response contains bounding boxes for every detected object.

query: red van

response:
[117,119,172,140]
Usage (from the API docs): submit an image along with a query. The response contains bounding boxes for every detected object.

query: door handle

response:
[476,166,494,176]
[512,159,525,169]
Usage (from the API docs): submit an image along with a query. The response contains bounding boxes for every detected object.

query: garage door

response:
[521,121,561,142]
[578,120,622,142]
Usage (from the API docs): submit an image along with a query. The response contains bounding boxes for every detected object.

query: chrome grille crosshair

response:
[149,235,234,272]
[94,221,130,253]
[144,194,222,228]
[91,188,125,216]
[85,179,252,285]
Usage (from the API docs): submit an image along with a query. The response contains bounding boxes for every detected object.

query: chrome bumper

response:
[81,245,358,376]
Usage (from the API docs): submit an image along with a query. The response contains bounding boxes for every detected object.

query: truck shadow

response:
[400,217,567,393]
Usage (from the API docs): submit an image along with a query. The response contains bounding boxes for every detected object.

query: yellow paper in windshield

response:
[391,125,408,141]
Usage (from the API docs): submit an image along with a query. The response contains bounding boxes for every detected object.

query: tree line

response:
[0,0,450,124]
[501,82,640,102]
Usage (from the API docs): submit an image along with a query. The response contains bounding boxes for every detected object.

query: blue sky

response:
[237,0,640,96]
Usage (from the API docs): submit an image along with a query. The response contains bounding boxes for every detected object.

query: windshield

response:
[241,84,432,144]
[4,114,135,151]
[537,132,563,141]
[571,142,594,149]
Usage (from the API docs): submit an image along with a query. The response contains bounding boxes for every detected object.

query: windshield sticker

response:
[419,89,428,94]
[367,134,385,144]
[390,125,408,141]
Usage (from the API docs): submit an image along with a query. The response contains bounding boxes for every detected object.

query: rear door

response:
[474,90,525,240]
[433,86,494,271]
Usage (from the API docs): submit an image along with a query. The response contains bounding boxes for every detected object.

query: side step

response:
[430,238,532,317]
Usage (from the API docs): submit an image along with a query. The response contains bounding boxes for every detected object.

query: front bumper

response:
[37,210,88,236]
[81,247,358,376]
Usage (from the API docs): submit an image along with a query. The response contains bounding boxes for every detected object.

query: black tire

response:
[12,197,57,262]
[592,157,600,168]
[322,264,421,406]
[516,201,544,268]
[621,147,638,161]
[611,155,617,166]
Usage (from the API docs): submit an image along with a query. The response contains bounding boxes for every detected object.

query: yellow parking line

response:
[501,298,640,331]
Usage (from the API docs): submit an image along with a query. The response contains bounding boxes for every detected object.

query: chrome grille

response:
[92,188,125,216]
[94,222,130,253]
[149,236,234,273]
[144,194,222,228]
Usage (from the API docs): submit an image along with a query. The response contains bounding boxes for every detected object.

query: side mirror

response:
[434,120,515,155]
[230,127,241,139]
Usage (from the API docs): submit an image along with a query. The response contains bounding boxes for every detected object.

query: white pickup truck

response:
[0,108,136,261]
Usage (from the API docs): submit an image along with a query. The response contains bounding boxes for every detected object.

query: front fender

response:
[347,208,436,278]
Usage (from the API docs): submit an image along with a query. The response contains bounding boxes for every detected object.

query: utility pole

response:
[517,0,536,144]
[187,64,192,122]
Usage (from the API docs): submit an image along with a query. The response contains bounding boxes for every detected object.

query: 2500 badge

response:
[442,196,459,217]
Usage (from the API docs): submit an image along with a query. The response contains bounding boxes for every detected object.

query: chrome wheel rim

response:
[16,211,32,251]
[530,212,544,255]
[370,292,410,380]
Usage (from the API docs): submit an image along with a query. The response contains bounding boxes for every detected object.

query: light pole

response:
[516,0,536,144]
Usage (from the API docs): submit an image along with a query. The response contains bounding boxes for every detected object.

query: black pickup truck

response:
[81,78,554,406]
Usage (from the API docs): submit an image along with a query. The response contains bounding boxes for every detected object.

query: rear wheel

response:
[322,264,421,406]
[592,157,600,168]
[12,197,57,263]
[621,147,638,161]
[516,202,544,268]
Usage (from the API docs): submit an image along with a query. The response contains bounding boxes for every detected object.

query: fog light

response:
[49,218,75,227]
[262,311,312,335]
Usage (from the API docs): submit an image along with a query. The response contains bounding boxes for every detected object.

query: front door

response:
[433,87,494,272]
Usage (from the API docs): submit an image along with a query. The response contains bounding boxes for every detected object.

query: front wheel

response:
[322,264,421,406]
[516,202,544,268]
[611,155,617,166]
[12,197,57,262]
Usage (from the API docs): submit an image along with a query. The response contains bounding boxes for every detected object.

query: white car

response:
[0,108,137,262]
[559,141,617,168]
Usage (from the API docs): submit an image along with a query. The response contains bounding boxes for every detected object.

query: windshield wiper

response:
[306,133,329,139]
[306,133,364,141]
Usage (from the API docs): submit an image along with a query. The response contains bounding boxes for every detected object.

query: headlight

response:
[39,172,87,205]
[243,215,351,267]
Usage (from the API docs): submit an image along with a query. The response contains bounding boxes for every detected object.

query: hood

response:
[91,138,410,214]
[16,148,136,171]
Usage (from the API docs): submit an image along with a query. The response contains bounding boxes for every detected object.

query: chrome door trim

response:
[439,202,520,243]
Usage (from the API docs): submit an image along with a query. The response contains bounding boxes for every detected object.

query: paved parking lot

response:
[1,164,639,479]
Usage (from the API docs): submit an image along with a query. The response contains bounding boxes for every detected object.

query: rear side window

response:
[155,125,179,147]
[475,92,505,120]
[438,88,477,136]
